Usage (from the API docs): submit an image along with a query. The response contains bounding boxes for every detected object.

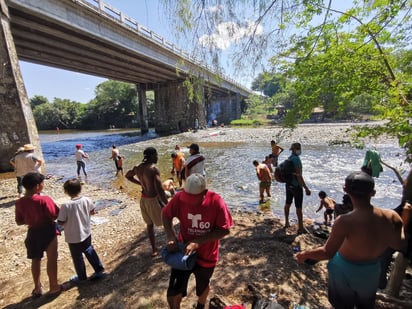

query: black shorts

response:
[25,223,57,259]
[325,208,334,215]
[167,264,215,297]
[285,185,303,208]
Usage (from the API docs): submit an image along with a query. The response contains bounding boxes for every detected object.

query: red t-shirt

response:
[162,190,233,267]
[16,194,59,229]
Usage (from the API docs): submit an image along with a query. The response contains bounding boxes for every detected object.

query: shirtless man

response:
[162,177,176,198]
[253,160,273,203]
[126,147,168,256]
[316,191,336,225]
[296,171,405,308]
[269,140,284,167]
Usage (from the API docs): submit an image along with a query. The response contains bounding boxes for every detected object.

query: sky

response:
[18,0,352,103]
[19,0,170,103]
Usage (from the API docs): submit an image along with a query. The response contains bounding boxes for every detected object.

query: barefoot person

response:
[284,142,311,234]
[162,174,233,309]
[253,160,272,203]
[269,140,284,167]
[296,171,406,308]
[316,190,336,225]
[15,173,63,297]
[126,147,168,256]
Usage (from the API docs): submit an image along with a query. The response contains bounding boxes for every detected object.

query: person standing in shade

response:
[75,144,88,179]
[283,142,311,234]
[296,171,405,308]
[184,144,205,179]
[162,173,233,309]
[10,144,43,197]
[58,178,106,284]
[125,147,168,257]
[15,172,63,297]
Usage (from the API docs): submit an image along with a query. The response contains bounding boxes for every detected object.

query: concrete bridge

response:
[0,0,252,171]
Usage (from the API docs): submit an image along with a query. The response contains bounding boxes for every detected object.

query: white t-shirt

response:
[185,153,205,176]
[75,149,86,161]
[57,196,95,243]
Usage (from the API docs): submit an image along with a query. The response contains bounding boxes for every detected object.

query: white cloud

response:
[205,5,224,14]
[199,20,263,50]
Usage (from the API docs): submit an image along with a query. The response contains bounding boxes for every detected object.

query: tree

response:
[81,80,138,129]
[30,95,48,109]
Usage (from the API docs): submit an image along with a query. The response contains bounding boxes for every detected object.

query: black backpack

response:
[274,159,295,183]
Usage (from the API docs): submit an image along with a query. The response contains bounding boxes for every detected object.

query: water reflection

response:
[40,129,405,223]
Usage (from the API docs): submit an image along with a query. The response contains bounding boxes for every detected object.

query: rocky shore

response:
[0,124,410,309]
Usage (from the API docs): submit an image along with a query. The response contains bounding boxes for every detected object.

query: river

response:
[39,127,405,224]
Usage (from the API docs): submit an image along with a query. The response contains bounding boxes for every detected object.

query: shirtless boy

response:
[316,191,336,225]
[126,147,168,256]
[296,171,405,308]
[253,160,273,203]
[269,140,284,167]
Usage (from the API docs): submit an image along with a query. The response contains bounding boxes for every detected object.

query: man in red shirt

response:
[15,173,62,297]
[162,173,233,309]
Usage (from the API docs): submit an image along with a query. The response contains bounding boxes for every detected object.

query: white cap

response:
[184,173,206,195]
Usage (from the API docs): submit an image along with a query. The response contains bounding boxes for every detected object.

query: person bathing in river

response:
[253,160,272,204]
[316,191,336,225]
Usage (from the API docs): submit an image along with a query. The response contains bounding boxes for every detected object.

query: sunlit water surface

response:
[40,129,406,224]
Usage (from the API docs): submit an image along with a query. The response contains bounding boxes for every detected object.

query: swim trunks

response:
[259,181,271,189]
[140,196,162,226]
[327,252,380,308]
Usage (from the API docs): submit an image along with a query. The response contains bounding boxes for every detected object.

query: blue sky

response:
[19,0,353,103]
[19,0,177,103]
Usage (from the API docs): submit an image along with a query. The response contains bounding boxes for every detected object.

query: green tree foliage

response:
[29,95,48,109]
[251,72,284,97]
[32,98,85,130]
[80,80,138,129]
[162,0,412,161]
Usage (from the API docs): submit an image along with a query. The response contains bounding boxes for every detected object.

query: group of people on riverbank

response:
[125,144,232,309]
[251,140,410,308]
[8,136,411,308]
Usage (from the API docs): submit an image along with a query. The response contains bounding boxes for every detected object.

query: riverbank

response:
[1,124,411,308]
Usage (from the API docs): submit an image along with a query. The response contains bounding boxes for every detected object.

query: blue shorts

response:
[328,252,380,308]
[25,223,57,259]
[167,264,214,298]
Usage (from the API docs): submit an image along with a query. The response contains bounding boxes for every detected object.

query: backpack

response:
[274,159,295,183]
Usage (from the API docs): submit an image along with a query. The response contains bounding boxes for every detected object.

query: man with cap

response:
[283,142,311,234]
[162,173,233,309]
[296,171,406,308]
[10,144,42,197]
[184,143,205,179]
[126,147,168,257]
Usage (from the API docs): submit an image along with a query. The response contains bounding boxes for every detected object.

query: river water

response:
[39,128,406,224]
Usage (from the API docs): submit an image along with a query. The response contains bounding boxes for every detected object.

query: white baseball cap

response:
[184,173,206,195]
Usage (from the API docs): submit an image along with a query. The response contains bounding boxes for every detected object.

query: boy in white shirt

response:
[57,179,106,283]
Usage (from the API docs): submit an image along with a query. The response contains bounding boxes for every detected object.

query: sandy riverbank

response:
[0,124,410,309]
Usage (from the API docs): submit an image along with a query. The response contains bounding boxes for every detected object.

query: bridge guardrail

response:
[74,0,251,94]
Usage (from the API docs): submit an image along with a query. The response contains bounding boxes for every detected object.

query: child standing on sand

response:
[57,179,106,284]
[316,191,336,225]
[15,172,63,297]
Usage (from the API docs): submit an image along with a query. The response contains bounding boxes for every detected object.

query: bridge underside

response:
[0,0,248,172]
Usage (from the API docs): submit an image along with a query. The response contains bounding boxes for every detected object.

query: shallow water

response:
[40,129,406,223]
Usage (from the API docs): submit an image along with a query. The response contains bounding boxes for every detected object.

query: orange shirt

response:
[173,152,185,171]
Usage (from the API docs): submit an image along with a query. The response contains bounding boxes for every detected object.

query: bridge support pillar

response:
[154,82,206,133]
[136,83,149,134]
[206,91,242,126]
[0,0,43,172]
